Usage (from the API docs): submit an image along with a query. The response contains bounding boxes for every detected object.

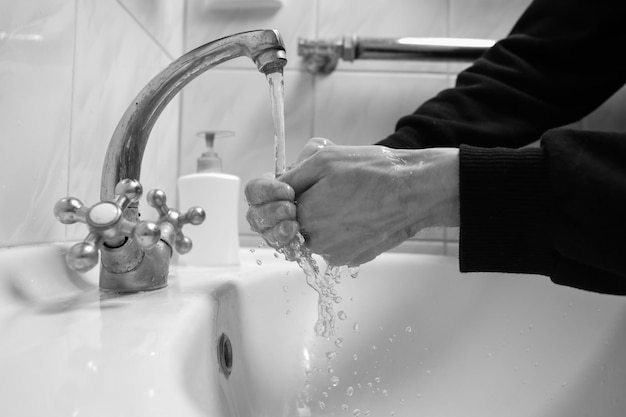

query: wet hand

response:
[245,177,300,248]
[278,138,459,266]
[244,138,335,249]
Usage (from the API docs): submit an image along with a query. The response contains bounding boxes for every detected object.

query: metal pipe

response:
[298,35,495,74]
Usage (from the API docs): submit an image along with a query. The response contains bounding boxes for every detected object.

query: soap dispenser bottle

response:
[178,131,240,267]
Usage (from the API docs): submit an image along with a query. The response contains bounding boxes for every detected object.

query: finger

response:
[245,177,295,205]
[246,201,296,232]
[262,220,300,247]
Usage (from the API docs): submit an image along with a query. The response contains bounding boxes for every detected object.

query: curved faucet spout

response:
[86,29,287,292]
[101,29,287,201]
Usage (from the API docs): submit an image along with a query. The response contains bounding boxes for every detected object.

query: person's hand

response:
[245,138,335,250]
[245,139,355,253]
[246,138,460,266]
[245,176,299,249]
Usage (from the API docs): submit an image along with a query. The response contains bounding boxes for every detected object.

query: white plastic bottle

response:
[177,131,240,267]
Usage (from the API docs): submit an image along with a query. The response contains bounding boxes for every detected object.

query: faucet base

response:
[99,241,171,292]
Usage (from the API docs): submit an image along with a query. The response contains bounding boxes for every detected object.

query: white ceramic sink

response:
[1,244,625,416]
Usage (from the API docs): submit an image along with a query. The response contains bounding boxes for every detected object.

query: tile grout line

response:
[64,0,80,242]
[114,0,175,61]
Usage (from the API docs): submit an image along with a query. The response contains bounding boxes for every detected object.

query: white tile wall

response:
[0,0,183,247]
[1,0,625,254]
[0,0,74,246]
[69,0,182,239]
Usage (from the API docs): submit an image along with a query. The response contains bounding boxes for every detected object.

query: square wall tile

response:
[313,71,449,145]
[447,0,532,75]
[118,0,186,58]
[584,84,626,132]
[185,0,316,70]
[180,68,315,236]
[69,0,180,239]
[317,0,449,74]
[450,0,533,39]
[0,0,74,246]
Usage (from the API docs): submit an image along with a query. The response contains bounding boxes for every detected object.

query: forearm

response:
[459,129,626,295]
[378,0,626,150]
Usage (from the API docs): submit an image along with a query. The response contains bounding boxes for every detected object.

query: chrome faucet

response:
[54,30,287,292]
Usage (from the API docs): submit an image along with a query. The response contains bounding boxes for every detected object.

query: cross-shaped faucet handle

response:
[54,179,205,273]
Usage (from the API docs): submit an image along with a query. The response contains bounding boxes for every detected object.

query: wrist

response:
[395,147,460,228]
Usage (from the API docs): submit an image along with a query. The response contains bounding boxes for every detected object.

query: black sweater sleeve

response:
[376,0,626,294]
[460,131,626,295]
[378,0,626,150]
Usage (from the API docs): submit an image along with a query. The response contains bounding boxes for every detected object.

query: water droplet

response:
[285,309,291,315]
[364,411,371,416]
[367,382,373,388]
[326,351,337,361]
[426,370,431,375]
[328,366,334,374]
[405,326,412,333]
[256,259,262,266]
[283,285,289,292]
[387,337,394,343]
[382,389,389,396]
[371,345,377,350]
[353,409,361,417]
[400,399,406,404]
[274,252,280,258]
[330,375,340,387]
[375,377,381,383]
[338,310,347,320]
[249,248,255,253]
[335,337,344,348]
[334,296,342,303]
[353,354,358,361]
[349,266,360,278]
[318,401,325,410]
[353,322,359,333]
[346,386,354,397]
[322,391,329,398]
[342,404,349,411]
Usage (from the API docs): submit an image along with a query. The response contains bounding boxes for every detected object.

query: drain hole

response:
[218,333,233,377]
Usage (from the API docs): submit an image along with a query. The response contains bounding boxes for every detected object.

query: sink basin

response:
[212,250,626,417]
[1,244,625,416]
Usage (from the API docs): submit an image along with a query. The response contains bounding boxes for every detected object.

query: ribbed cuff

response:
[459,145,553,275]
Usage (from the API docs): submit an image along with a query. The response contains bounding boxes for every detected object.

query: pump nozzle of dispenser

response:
[196,131,234,173]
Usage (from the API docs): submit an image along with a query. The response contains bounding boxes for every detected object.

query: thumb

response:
[279,137,335,195]
[278,157,322,196]
[295,137,335,163]
[277,141,332,196]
